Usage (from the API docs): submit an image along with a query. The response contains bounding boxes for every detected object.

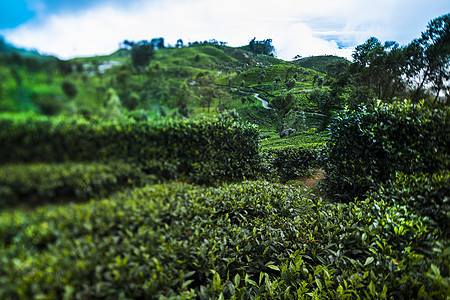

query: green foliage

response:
[261,130,328,149]
[61,80,77,99]
[323,100,449,201]
[347,14,450,102]
[308,89,339,114]
[293,55,350,73]
[0,162,151,208]
[129,40,155,69]
[0,113,261,184]
[1,181,448,299]
[103,88,123,119]
[350,37,406,101]
[406,14,450,102]
[260,145,321,182]
[248,38,275,55]
[285,78,296,90]
[374,170,450,233]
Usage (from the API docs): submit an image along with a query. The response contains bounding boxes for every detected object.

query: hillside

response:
[0,40,343,136]
[292,55,350,73]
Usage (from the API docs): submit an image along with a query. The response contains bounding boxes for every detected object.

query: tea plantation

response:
[0,100,449,299]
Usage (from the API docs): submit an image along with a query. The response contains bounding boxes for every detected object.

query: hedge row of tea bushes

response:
[0,162,154,208]
[1,181,448,299]
[0,113,261,184]
[323,100,449,202]
[375,170,450,233]
[260,144,321,182]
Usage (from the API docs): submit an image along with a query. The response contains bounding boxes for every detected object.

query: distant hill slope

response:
[69,44,289,71]
[292,55,350,73]
[0,36,58,61]
[0,38,344,130]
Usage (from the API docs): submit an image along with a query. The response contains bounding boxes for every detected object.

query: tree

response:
[150,37,165,49]
[121,92,139,110]
[400,14,450,102]
[248,38,275,55]
[130,40,155,70]
[271,92,297,132]
[350,37,407,101]
[104,88,122,119]
[176,39,184,48]
[200,87,215,112]
[58,59,73,76]
[421,14,450,102]
[61,80,77,98]
[312,73,318,87]
[317,77,324,88]
[176,83,195,117]
[286,78,296,90]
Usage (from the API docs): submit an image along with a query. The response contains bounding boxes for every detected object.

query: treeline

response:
[122,36,275,69]
[336,13,449,104]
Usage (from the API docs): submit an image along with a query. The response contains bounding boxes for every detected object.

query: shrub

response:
[61,80,77,98]
[0,182,315,299]
[1,181,448,299]
[323,100,449,201]
[0,114,261,184]
[374,170,450,233]
[260,144,321,182]
[0,162,152,208]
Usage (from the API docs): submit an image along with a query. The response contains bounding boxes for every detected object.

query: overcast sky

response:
[0,0,449,60]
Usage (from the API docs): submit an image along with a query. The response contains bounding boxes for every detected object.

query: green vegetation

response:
[323,100,449,202]
[293,55,350,74]
[0,178,448,298]
[261,144,321,182]
[0,113,260,184]
[0,14,449,299]
[0,162,152,208]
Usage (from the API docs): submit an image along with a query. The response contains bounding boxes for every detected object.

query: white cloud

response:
[1,0,448,60]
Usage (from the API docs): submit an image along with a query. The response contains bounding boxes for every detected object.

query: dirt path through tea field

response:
[301,168,325,188]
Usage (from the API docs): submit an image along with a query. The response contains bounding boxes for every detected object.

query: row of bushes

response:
[374,170,450,234]
[0,113,261,184]
[0,146,321,208]
[0,181,447,299]
[0,162,155,208]
[323,100,449,202]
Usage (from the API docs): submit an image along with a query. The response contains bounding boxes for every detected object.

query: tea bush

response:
[260,144,321,182]
[0,162,153,208]
[1,181,447,299]
[323,100,449,201]
[373,170,450,233]
[0,113,261,184]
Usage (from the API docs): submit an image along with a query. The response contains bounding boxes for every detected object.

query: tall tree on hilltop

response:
[150,37,165,49]
[248,38,275,55]
[125,40,155,71]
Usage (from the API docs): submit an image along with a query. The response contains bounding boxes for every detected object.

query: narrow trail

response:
[300,168,325,188]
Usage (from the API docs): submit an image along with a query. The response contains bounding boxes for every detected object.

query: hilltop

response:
[292,55,350,73]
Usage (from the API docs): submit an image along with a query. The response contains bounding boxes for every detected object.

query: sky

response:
[0,0,449,61]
